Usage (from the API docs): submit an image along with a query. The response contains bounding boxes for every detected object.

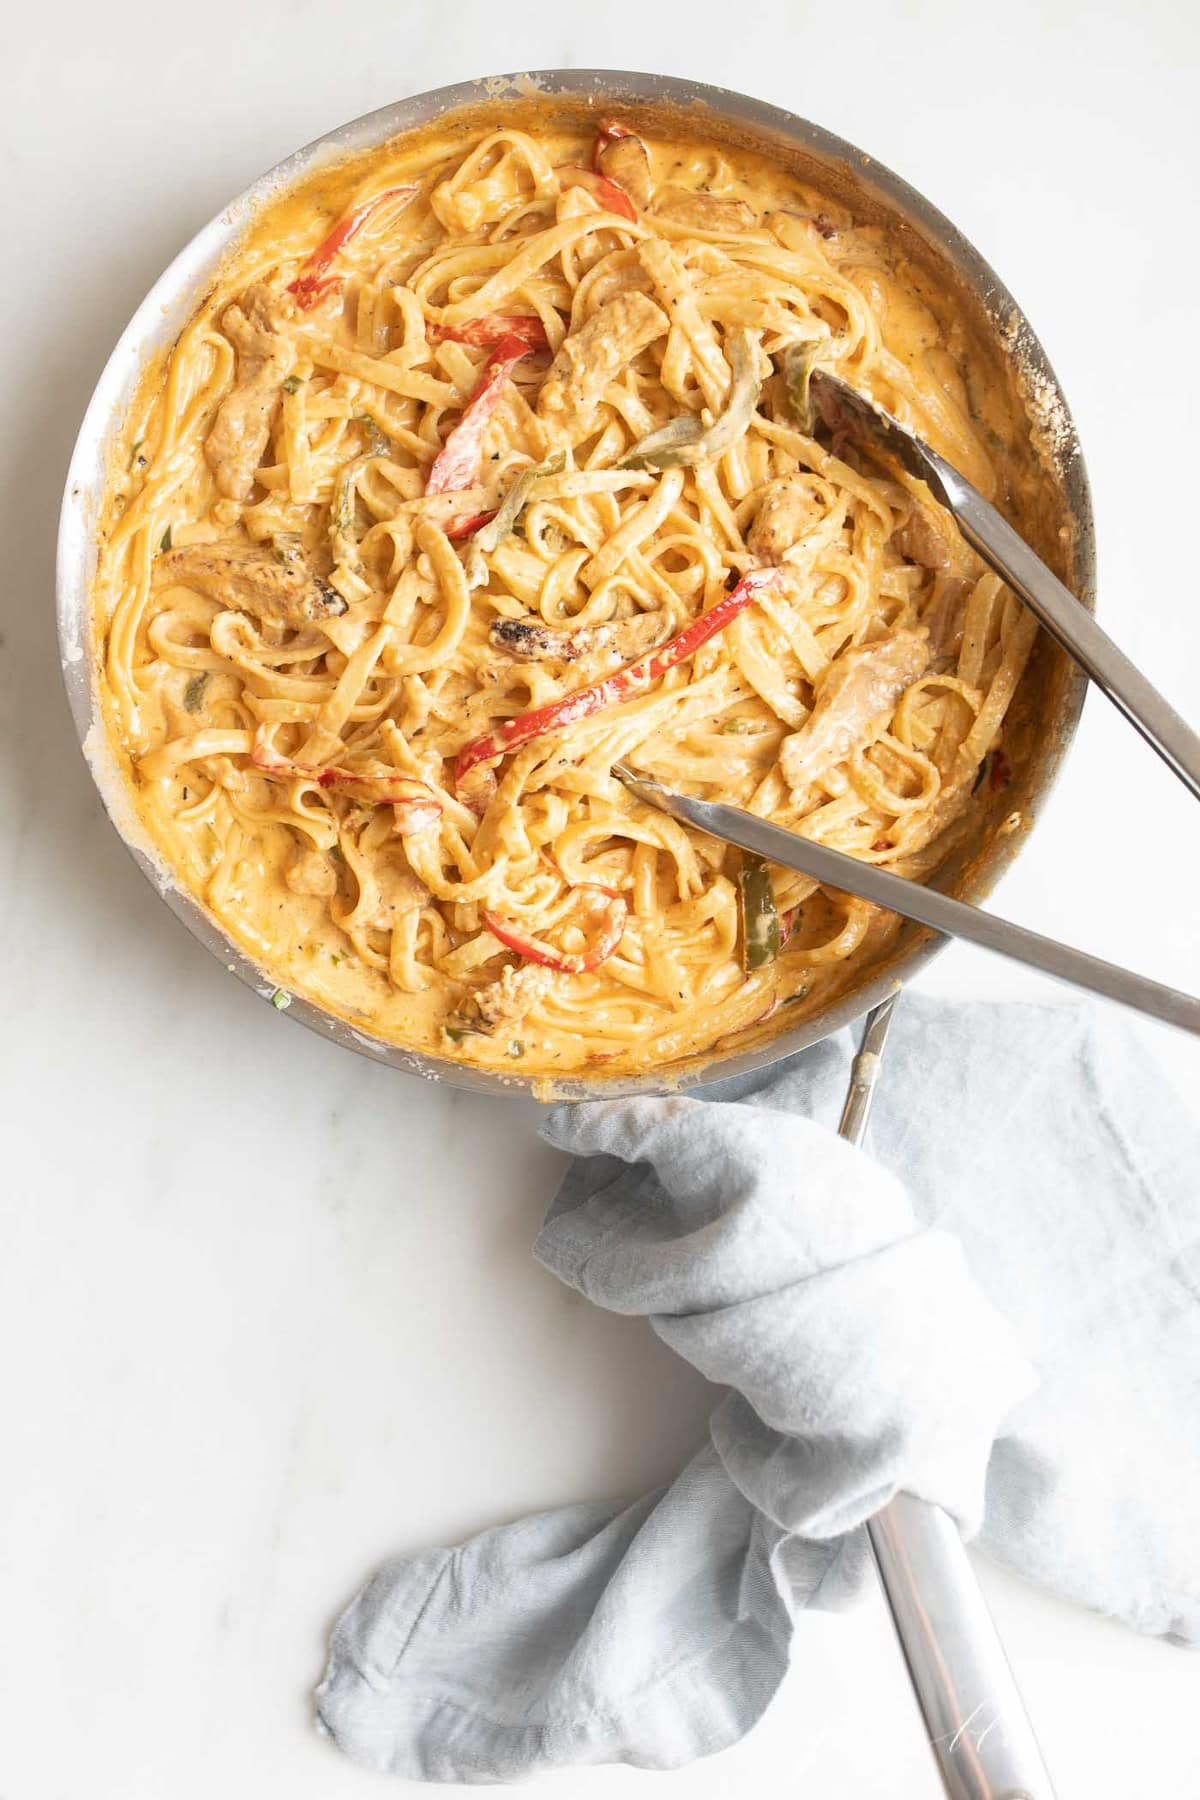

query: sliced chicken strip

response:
[925,576,970,659]
[891,504,955,573]
[779,628,930,800]
[537,292,669,436]
[470,962,558,1033]
[747,474,827,564]
[596,133,654,209]
[488,609,668,664]
[204,285,298,501]
[159,540,347,626]
[652,187,756,233]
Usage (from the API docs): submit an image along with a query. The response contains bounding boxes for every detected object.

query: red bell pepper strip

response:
[431,315,549,352]
[252,729,442,831]
[559,166,638,224]
[484,888,628,975]
[443,508,498,541]
[287,185,416,310]
[590,172,639,223]
[425,334,533,495]
[455,567,781,790]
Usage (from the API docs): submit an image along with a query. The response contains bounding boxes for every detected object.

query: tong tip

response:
[809,370,943,497]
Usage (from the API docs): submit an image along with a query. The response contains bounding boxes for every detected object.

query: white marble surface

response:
[3,2,1199,1794]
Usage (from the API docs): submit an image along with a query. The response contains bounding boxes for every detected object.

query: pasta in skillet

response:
[94,109,1040,1077]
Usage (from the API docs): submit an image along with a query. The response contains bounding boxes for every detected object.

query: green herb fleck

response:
[507,1040,526,1059]
[160,524,173,552]
[270,989,292,1011]
[722,718,755,735]
[183,672,209,713]
[329,843,344,864]
[282,374,303,394]
[444,1023,482,1042]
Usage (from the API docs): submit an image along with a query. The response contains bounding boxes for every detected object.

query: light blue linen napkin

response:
[316,996,1200,1782]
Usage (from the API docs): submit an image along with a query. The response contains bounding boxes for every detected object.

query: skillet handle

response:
[866,1497,1055,1800]
[840,998,1057,1799]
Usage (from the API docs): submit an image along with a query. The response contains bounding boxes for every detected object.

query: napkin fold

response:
[317,997,1200,1783]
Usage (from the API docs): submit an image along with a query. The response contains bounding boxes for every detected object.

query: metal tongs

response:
[614,371,1200,1036]
[612,380,1200,1795]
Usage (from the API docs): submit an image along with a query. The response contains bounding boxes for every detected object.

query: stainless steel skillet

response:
[56,71,1095,1096]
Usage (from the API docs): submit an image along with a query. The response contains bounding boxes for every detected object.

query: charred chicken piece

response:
[488,610,667,664]
[159,540,347,626]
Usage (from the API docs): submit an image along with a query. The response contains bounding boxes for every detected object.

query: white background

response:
[2,3,1199,1796]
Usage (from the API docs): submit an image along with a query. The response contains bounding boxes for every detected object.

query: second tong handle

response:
[613,770,1200,1038]
[811,370,1200,804]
